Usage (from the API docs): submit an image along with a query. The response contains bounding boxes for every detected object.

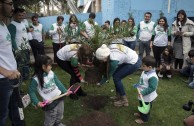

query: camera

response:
[183,100,194,126]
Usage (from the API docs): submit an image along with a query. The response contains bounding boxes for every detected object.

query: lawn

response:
[17,66,194,126]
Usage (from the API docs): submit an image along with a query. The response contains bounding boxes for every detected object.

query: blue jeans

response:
[138,40,151,60]
[113,58,142,96]
[180,65,194,83]
[0,78,25,126]
[123,40,136,50]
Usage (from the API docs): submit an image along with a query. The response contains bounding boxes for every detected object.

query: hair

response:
[101,24,107,30]
[113,17,120,25]
[158,17,169,32]
[144,12,152,18]
[142,56,156,68]
[188,50,194,58]
[89,12,96,19]
[13,8,23,15]
[34,55,53,88]
[176,9,187,26]
[105,20,110,25]
[69,14,78,24]
[77,43,93,64]
[161,45,174,64]
[128,17,135,28]
[57,16,64,21]
[121,20,127,23]
[31,15,38,21]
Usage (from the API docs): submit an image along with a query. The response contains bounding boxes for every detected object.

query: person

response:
[83,12,98,40]
[137,12,155,60]
[28,55,71,126]
[104,20,111,32]
[8,8,30,80]
[56,43,92,100]
[150,17,171,67]
[95,44,141,107]
[123,17,138,50]
[49,16,66,62]
[158,46,174,79]
[30,15,45,57]
[171,10,194,69]
[180,50,194,87]
[111,17,123,44]
[0,0,24,125]
[134,56,158,124]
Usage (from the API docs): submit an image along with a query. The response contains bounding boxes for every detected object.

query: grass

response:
[44,39,52,47]
[13,66,194,126]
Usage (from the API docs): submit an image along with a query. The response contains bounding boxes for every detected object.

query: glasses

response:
[3,1,13,6]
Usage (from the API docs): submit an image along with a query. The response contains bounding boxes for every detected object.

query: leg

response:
[138,40,144,60]
[54,101,64,126]
[179,59,184,69]
[44,106,58,126]
[152,45,159,67]
[145,41,151,56]
[37,41,45,55]
[138,100,152,122]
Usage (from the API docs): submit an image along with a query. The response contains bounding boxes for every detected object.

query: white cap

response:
[95,44,110,60]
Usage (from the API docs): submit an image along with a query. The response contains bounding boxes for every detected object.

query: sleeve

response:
[49,24,57,35]
[132,26,138,35]
[183,24,194,37]
[28,78,40,106]
[7,24,18,50]
[141,77,158,96]
[171,24,177,36]
[167,28,171,41]
[54,74,67,93]
[108,60,119,77]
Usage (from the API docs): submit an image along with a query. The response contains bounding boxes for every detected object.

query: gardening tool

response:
[137,88,150,114]
[40,83,81,107]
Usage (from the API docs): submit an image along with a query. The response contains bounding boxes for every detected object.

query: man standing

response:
[137,12,155,60]
[8,8,30,80]
[0,0,24,126]
[49,16,66,62]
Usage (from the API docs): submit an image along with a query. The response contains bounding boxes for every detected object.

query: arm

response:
[54,74,67,93]
[28,78,39,106]
[42,26,45,42]
[141,77,158,96]
[183,24,194,37]
[0,66,20,79]
[49,24,57,35]
[7,24,17,50]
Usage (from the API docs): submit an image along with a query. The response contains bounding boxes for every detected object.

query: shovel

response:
[137,88,150,114]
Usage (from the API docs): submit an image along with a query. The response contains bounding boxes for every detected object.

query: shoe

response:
[134,113,140,117]
[135,118,147,124]
[77,91,87,96]
[158,72,163,78]
[114,95,128,107]
[69,94,79,100]
[167,74,172,79]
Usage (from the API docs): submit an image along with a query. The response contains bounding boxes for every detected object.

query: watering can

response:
[137,88,150,114]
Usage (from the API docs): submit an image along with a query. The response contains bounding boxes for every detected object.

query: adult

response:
[150,17,171,67]
[83,12,98,40]
[0,0,24,125]
[104,20,111,32]
[30,15,45,57]
[49,16,66,62]
[95,44,141,107]
[111,17,123,44]
[8,8,30,80]
[123,17,138,50]
[171,10,194,69]
[137,12,155,60]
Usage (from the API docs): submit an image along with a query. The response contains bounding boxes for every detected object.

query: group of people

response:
[1,0,194,125]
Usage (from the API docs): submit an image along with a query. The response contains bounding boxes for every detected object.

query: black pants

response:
[174,58,183,69]
[52,42,65,62]
[56,57,84,94]
[29,39,45,58]
[152,45,166,67]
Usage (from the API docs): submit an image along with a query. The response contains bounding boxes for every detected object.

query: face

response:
[164,48,169,55]
[32,17,38,25]
[142,64,152,72]
[114,20,120,26]
[144,14,151,22]
[159,19,165,26]
[14,12,24,22]
[190,57,194,64]
[121,22,126,27]
[0,0,14,18]
[105,22,109,28]
[57,19,63,25]
[128,19,133,26]
[42,64,52,73]
[178,13,184,22]
[22,11,26,19]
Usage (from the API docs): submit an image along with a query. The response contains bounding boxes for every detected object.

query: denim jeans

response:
[180,65,194,83]
[138,40,151,60]
[123,40,136,50]
[0,78,25,126]
[113,58,142,96]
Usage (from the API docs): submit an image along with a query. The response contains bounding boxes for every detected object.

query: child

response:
[134,56,158,124]
[180,50,194,88]
[28,55,71,126]
[158,46,174,79]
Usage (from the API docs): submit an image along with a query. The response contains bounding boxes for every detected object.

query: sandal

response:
[135,118,146,124]
[134,113,140,117]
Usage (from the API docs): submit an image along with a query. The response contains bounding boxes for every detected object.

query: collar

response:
[144,69,155,75]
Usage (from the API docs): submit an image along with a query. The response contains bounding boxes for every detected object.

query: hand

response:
[2,69,20,80]
[133,83,140,88]
[57,28,62,34]
[66,90,72,96]
[182,32,189,37]
[166,65,170,70]
[175,31,183,36]
[38,101,48,108]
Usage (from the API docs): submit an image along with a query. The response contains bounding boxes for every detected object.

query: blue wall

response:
[39,12,102,32]
[39,0,194,32]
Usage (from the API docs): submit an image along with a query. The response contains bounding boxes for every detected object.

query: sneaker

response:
[69,94,79,100]
[158,72,163,78]
[167,74,172,79]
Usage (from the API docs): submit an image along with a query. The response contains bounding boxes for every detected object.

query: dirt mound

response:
[82,95,109,110]
[70,111,118,126]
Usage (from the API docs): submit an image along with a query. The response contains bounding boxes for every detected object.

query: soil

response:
[70,95,118,126]
[70,111,118,126]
